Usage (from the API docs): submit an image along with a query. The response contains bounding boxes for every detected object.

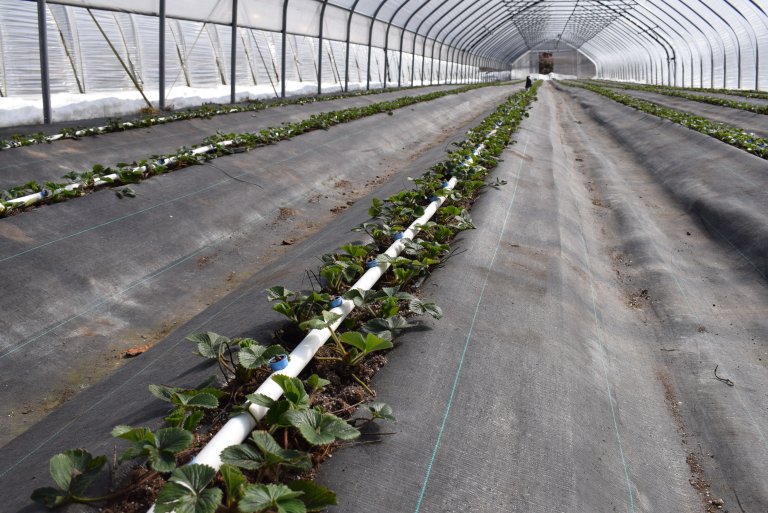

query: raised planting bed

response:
[0,82,521,152]
[28,82,541,513]
[586,79,768,115]
[559,80,768,159]
[0,82,514,218]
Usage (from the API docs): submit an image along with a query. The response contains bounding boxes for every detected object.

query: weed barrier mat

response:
[0,85,467,192]
[554,82,768,280]
[597,85,768,140]
[315,83,768,512]
[0,86,524,511]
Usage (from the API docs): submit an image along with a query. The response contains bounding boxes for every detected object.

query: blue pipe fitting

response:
[269,354,289,371]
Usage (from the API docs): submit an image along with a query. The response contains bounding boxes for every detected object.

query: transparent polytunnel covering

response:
[4,0,768,510]
[0,0,768,125]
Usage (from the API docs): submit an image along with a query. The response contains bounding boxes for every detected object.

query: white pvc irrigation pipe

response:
[191,175,459,470]
[145,126,498,512]
[0,141,234,214]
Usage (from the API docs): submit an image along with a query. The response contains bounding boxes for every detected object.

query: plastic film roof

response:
[35,0,768,88]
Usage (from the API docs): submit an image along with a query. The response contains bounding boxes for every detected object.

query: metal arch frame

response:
[439,0,518,83]
[435,0,515,83]
[744,0,768,89]
[617,6,676,84]
[446,1,532,76]
[442,0,504,84]
[606,24,660,83]
[382,0,416,88]
[649,0,728,87]
[440,0,518,83]
[721,0,760,89]
[696,0,742,88]
[602,2,680,86]
[332,0,765,91]
[420,0,472,85]
[466,1,602,68]
[365,0,390,90]
[29,0,768,117]
[579,23,655,82]
[343,0,362,92]
[612,15,673,85]
[747,0,768,91]
[467,24,528,66]
[646,0,711,88]
[410,0,453,87]
[637,1,698,88]
[396,0,433,86]
[672,0,728,88]
[571,23,652,82]
[453,10,521,76]
[426,0,520,83]
[530,0,675,85]
[427,0,484,84]
[580,1,677,85]
[444,0,654,82]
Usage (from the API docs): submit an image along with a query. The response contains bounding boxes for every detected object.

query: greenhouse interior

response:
[1,0,767,512]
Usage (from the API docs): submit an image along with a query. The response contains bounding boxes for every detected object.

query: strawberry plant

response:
[111,425,193,473]
[30,450,107,508]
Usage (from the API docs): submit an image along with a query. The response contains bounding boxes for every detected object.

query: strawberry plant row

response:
[560,80,768,159]
[29,82,540,513]
[0,82,521,152]
[584,79,768,115]
[0,81,510,217]
[588,79,768,102]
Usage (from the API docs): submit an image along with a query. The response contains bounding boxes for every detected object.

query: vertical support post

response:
[344,22,351,92]
[230,0,238,104]
[37,0,52,124]
[281,0,289,98]
[159,0,166,109]
[317,0,328,95]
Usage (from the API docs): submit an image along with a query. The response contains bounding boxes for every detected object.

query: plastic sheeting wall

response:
[0,0,488,104]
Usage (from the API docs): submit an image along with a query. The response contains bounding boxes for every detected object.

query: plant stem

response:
[351,373,374,395]
[327,326,346,356]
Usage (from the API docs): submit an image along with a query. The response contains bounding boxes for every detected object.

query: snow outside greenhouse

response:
[0,1,767,512]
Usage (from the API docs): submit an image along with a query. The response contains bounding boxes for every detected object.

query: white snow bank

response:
[0,81,372,129]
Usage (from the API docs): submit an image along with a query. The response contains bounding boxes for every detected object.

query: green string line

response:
[413,132,529,513]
